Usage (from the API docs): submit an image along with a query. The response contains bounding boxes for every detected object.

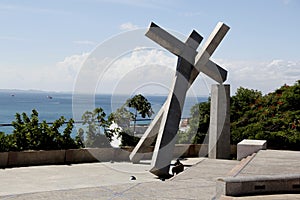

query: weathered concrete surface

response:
[0,161,158,197]
[237,150,300,176]
[0,158,238,200]
[209,84,231,159]
[1,150,300,200]
[218,150,300,198]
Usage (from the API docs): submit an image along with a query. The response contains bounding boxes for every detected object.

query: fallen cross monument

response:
[130,22,230,177]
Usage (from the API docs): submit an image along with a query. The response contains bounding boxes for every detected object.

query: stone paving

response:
[0,150,299,200]
[236,150,300,177]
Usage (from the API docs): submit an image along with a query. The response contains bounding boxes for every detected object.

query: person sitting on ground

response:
[172,159,184,175]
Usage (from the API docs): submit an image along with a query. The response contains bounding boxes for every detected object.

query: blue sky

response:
[0,0,299,95]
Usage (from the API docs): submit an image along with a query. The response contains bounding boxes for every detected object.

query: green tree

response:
[81,107,114,148]
[230,81,300,150]
[181,80,300,151]
[126,94,154,134]
[230,87,262,122]
[110,94,153,146]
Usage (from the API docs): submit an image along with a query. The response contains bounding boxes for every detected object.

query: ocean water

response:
[0,91,207,134]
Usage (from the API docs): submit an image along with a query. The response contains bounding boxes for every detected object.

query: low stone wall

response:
[7,150,65,167]
[0,144,238,168]
[217,174,300,197]
[0,152,8,168]
[66,149,101,164]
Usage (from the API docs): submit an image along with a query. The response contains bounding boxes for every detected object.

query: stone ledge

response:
[217,174,300,197]
[0,144,238,168]
[237,139,267,161]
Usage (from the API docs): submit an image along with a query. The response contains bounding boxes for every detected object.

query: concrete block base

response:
[217,174,300,197]
[237,139,267,160]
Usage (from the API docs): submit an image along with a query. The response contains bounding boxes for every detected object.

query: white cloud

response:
[95,47,176,94]
[1,48,298,96]
[0,52,89,92]
[57,52,89,77]
[55,56,300,95]
[215,58,300,94]
[119,22,139,31]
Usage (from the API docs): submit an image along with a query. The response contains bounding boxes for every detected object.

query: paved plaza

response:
[0,150,299,199]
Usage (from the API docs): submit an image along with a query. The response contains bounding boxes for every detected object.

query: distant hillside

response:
[0,89,51,93]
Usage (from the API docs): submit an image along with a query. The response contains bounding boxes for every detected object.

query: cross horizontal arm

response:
[146,22,198,64]
[145,22,228,83]
[194,22,230,81]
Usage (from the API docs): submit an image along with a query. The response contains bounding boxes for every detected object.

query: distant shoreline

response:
[0,89,209,98]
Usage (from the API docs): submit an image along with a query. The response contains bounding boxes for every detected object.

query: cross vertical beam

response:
[150,56,195,176]
[130,23,229,163]
[130,22,230,177]
[130,28,203,163]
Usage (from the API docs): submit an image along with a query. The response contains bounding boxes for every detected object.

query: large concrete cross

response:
[129,22,229,177]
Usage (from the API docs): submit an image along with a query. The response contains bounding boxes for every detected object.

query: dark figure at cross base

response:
[172,159,184,176]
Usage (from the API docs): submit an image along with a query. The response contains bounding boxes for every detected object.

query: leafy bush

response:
[183,80,300,150]
[0,109,83,152]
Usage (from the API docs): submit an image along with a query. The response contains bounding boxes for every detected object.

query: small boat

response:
[47,95,53,99]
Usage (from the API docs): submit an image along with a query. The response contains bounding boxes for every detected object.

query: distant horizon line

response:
[0,88,209,98]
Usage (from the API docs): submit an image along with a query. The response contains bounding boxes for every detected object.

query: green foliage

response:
[0,132,10,152]
[230,87,262,122]
[231,81,300,149]
[126,94,154,136]
[0,109,83,152]
[182,80,300,150]
[110,94,153,146]
[117,131,140,146]
[126,94,154,118]
[80,108,115,148]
